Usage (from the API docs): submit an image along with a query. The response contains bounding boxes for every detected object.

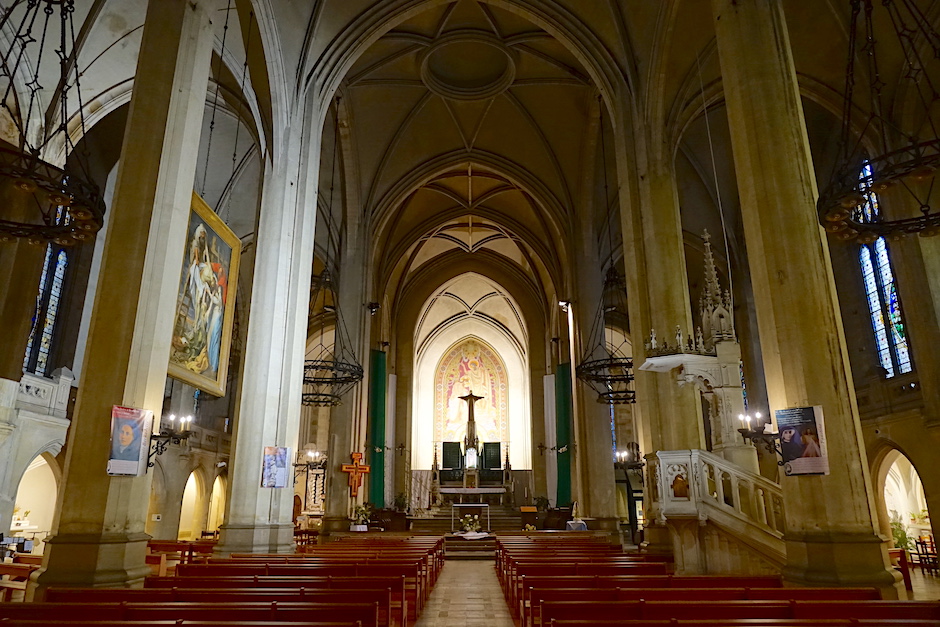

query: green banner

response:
[555,363,573,506]
[368,349,387,507]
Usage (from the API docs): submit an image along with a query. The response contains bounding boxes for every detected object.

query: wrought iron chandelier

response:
[301,104,363,406]
[0,0,103,245]
[576,266,636,404]
[818,0,940,241]
[302,269,364,406]
[575,99,635,404]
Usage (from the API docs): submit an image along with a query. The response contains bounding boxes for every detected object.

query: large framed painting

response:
[168,192,241,396]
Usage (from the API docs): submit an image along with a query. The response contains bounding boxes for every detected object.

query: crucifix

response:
[460,390,483,471]
[341,452,371,497]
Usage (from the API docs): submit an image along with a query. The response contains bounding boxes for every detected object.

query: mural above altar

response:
[435,338,507,446]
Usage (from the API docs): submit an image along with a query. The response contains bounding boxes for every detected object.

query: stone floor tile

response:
[415,561,514,627]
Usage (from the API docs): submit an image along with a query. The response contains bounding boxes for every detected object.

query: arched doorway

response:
[12,453,59,554]
[178,471,204,540]
[881,449,929,546]
[206,474,226,534]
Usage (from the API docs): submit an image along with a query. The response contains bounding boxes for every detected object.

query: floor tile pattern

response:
[415,561,514,627]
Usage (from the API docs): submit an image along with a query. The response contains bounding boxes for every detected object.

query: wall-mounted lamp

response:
[367,302,380,316]
[558,300,571,312]
[396,443,407,456]
[148,414,194,467]
[737,412,784,464]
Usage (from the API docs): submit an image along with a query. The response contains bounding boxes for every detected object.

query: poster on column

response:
[167,192,242,397]
[774,405,829,476]
[107,406,153,477]
[261,446,291,488]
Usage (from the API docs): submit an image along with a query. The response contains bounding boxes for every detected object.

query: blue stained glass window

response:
[860,247,894,377]
[23,246,53,371]
[23,246,68,376]
[855,161,912,378]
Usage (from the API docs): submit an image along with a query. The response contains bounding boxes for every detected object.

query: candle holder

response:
[737,412,784,465]
[148,414,194,467]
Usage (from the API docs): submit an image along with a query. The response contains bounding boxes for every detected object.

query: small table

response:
[565,520,588,531]
[451,503,490,531]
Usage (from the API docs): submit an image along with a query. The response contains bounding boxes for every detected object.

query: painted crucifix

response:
[341,452,370,497]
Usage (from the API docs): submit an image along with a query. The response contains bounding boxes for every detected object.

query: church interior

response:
[2,0,940,621]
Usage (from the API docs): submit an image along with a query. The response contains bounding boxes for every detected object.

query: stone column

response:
[214,101,319,554]
[712,0,900,595]
[616,123,704,552]
[569,230,618,528]
[322,217,369,534]
[29,0,216,596]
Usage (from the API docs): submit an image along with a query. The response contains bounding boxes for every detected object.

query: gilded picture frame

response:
[167,192,241,396]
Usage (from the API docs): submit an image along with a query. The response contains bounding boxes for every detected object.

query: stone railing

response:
[17,368,74,418]
[651,449,785,539]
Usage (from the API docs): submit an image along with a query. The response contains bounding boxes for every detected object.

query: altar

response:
[431,390,513,506]
[440,486,507,504]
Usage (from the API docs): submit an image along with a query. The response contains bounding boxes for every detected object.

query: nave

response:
[4,0,940,608]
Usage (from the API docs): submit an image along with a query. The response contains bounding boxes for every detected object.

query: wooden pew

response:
[174,561,425,609]
[0,621,363,627]
[539,599,940,623]
[145,575,412,623]
[524,587,880,627]
[506,562,670,610]
[546,621,940,627]
[47,587,398,627]
[0,601,379,626]
[516,572,784,618]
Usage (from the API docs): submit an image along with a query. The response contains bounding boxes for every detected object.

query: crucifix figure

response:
[460,390,483,447]
[460,390,483,471]
[341,452,371,497]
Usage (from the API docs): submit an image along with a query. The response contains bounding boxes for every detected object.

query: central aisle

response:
[415,560,514,627]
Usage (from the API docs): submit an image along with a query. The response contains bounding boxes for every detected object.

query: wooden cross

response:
[341,452,371,497]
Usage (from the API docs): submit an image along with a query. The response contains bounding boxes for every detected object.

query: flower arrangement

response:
[353,503,373,525]
[459,514,481,532]
[524,523,537,531]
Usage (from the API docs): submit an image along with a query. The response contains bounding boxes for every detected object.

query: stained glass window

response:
[23,246,68,376]
[856,162,912,378]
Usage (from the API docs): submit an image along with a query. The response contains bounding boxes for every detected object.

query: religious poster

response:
[775,405,829,476]
[261,446,290,488]
[107,405,153,477]
[168,192,242,397]
[434,338,508,445]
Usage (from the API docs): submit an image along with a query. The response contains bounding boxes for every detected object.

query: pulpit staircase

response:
[651,449,787,575]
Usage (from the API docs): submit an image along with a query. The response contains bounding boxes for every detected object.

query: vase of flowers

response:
[459,513,481,533]
[350,503,372,532]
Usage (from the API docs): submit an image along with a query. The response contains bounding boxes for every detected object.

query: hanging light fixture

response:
[818,0,940,241]
[576,266,636,404]
[301,102,363,406]
[0,1,103,245]
[575,98,635,404]
[302,269,364,406]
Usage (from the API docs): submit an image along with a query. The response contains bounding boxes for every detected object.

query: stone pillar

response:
[322,218,369,534]
[569,235,618,528]
[214,103,319,554]
[712,0,900,595]
[616,126,704,551]
[29,0,216,597]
